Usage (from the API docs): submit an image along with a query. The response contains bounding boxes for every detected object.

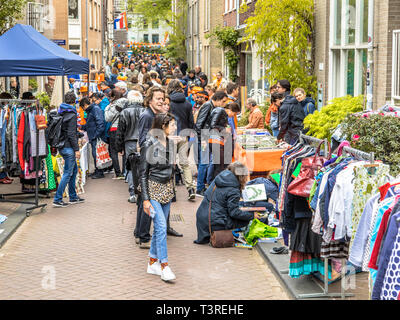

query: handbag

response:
[35,106,47,130]
[95,138,113,169]
[208,185,235,248]
[287,140,331,198]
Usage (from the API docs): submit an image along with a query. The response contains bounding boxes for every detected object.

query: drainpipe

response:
[366,0,374,110]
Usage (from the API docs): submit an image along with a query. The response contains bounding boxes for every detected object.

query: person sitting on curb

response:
[194,161,260,244]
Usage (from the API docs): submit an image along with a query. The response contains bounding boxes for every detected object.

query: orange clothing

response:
[265,102,278,126]
[245,107,264,129]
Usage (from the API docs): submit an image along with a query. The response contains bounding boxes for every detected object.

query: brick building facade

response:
[314,0,400,109]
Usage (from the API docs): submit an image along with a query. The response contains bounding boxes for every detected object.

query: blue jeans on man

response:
[54,147,78,203]
[196,141,213,192]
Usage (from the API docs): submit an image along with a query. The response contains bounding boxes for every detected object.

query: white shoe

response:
[147,262,162,276]
[161,266,176,281]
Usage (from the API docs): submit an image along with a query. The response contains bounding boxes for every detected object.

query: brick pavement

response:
[0,174,290,300]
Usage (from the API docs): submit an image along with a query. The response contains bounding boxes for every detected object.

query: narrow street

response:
[0,175,289,300]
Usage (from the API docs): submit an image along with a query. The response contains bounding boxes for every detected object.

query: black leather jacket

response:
[194,100,214,137]
[210,107,228,132]
[139,136,175,202]
[116,101,145,155]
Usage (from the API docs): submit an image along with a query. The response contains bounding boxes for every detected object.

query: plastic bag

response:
[244,219,278,246]
[95,138,112,169]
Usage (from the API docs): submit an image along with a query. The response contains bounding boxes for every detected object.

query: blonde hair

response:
[293,88,306,95]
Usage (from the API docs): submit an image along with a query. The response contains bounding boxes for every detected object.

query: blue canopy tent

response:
[0,24,89,76]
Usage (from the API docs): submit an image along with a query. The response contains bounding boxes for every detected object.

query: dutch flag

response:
[114,12,128,30]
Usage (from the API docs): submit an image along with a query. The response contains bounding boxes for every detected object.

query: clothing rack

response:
[0,99,47,216]
[281,134,353,299]
[342,146,375,162]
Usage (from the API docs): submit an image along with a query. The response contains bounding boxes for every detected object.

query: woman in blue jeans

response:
[139,112,177,282]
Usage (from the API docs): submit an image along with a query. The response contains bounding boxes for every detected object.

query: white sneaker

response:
[147,262,162,276]
[161,266,176,281]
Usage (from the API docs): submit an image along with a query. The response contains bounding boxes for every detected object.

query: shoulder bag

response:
[287,140,331,198]
[208,186,235,248]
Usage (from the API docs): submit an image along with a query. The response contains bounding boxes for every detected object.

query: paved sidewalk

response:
[0,175,289,300]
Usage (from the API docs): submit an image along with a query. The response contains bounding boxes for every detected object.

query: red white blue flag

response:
[114,12,128,30]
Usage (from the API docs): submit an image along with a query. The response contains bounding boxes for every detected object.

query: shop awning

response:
[0,24,89,76]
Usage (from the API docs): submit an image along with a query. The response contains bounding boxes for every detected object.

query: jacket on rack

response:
[169,91,194,134]
[194,169,254,244]
[115,101,145,155]
[58,103,79,152]
[138,135,175,202]
[81,103,105,142]
[277,93,305,143]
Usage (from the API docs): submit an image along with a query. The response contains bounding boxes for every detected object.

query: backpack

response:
[45,110,65,149]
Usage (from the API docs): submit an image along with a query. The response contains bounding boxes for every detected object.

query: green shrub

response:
[36,92,51,111]
[303,95,364,140]
[341,113,400,176]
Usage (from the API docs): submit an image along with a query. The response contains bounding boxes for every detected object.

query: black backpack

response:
[45,110,64,149]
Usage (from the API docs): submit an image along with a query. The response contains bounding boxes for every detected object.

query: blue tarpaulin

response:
[0,24,89,76]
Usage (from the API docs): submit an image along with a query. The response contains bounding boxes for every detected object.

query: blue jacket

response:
[82,103,105,142]
[195,170,254,244]
[301,97,316,117]
[98,97,111,140]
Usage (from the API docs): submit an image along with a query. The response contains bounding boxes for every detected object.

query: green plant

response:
[207,26,240,81]
[303,95,364,140]
[341,113,400,176]
[0,0,27,35]
[29,78,38,91]
[36,92,50,111]
[242,0,317,97]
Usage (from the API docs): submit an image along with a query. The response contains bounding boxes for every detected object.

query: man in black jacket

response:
[167,79,196,201]
[194,91,228,196]
[53,92,84,207]
[136,87,183,249]
[115,91,145,203]
[276,79,306,145]
[80,97,106,179]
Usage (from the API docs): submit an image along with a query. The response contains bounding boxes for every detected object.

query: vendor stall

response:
[0,24,89,216]
[234,128,288,174]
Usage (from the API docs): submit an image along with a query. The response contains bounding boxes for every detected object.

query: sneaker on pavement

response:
[139,241,151,249]
[147,261,162,276]
[161,266,176,282]
[53,201,69,208]
[128,195,137,203]
[135,237,140,244]
[195,189,205,197]
[91,173,105,179]
[188,188,196,201]
[69,197,85,204]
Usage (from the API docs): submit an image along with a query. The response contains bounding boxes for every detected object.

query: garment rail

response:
[0,99,47,216]
[280,134,354,299]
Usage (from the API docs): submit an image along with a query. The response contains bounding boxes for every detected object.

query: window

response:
[152,19,159,29]
[224,0,229,13]
[143,34,149,43]
[89,0,93,28]
[392,30,400,100]
[94,1,97,30]
[204,0,210,31]
[27,2,44,32]
[329,0,370,99]
[68,0,79,19]
[152,34,159,43]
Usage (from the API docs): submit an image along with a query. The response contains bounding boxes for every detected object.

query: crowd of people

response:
[1,51,316,282]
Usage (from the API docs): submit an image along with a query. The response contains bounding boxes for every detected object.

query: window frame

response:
[328,0,370,100]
